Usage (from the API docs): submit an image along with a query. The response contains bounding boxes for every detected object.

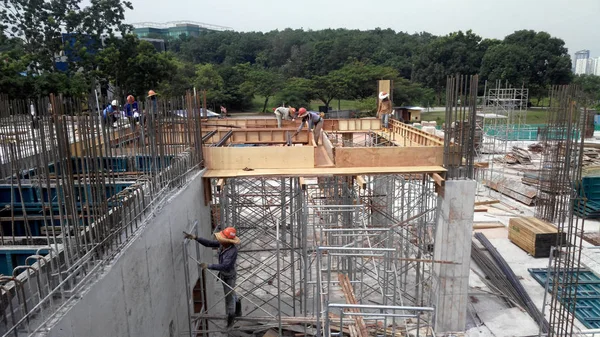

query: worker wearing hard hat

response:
[184,227,242,328]
[292,108,324,145]
[124,95,139,131]
[377,91,392,131]
[102,100,119,127]
[273,106,296,128]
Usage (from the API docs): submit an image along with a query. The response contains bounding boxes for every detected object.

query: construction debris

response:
[498,147,532,165]
[485,176,537,205]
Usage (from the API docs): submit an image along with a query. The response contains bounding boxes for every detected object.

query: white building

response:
[575,58,589,75]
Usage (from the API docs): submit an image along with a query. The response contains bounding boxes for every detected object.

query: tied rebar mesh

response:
[0,93,205,336]
[444,74,479,180]
[535,85,587,337]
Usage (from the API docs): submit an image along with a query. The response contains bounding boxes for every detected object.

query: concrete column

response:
[432,179,476,333]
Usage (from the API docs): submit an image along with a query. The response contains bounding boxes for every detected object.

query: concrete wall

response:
[432,180,476,333]
[43,170,215,337]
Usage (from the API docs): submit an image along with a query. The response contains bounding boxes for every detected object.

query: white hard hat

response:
[379,92,389,100]
[111,100,118,106]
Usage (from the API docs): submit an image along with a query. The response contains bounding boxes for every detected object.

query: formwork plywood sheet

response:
[337,119,381,131]
[204,146,314,170]
[334,146,443,168]
[203,165,446,178]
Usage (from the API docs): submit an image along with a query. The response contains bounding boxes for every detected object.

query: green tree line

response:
[2,0,596,111]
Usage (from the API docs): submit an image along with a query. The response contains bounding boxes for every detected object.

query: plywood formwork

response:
[203,146,315,170]
[202,128,309,144]
[203,165,446,178]
[334,146,444,168]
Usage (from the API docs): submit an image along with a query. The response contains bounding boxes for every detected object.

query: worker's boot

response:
[235,299,242,317]
[227,314,235,328]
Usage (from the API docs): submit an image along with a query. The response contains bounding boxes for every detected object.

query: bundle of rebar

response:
[473,233,550,333]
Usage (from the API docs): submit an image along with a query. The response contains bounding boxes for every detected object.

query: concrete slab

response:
[478,307,539,336]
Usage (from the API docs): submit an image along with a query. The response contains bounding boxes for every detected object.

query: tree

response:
[480,44,532,87]
[393,78,435,107]
[275,77,314,108]
[0,0,133,75]
[240,68,284,112]
[572,74,600,107]
[195,63,226,107]
[158,59,195,97]
[413,30,490,103]
[486,30,572,101]
[96,35,176,99]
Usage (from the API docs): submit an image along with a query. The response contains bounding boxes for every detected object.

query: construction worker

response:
[124,95,138,131]
[378,91,393,131]
[273,106,296,128]
[183,227,242,328]
[103,100,119,127]
[293,108,324,145]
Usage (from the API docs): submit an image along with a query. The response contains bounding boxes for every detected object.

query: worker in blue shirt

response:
[124,95,139,131]
[103,100,118,127]
[184,227,242,328]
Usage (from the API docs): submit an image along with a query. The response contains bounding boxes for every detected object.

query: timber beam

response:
[201,129,309,144]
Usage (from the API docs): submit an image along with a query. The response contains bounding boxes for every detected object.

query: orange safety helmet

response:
[127,95,135,104]
[297,107,308,118]
[222,227,237,239]
[215,226,241,245]
[148,90,157,98]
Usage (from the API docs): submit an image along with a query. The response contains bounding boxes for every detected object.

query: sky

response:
[124,0,600,58]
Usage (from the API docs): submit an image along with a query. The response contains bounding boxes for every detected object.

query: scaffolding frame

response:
[194,172,439,336]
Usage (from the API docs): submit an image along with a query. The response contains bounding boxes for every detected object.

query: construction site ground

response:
[465,132,600,336]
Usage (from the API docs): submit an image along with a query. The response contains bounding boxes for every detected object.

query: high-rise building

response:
[574,50,591,74]
[132,21,231,39]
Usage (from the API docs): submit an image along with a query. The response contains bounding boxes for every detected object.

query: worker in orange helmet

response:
[293,107,324,145]
[124,95,139,131]
[184,227,242,328]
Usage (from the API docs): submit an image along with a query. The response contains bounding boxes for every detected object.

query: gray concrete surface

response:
[433,180,476,333]
[41,170,214,337]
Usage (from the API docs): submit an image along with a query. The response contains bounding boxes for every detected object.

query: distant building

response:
[132,21,231,39]
[574,50,592,75]
[140,38,166,52]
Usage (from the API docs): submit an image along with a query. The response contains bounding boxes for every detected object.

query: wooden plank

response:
[322,132,335,164]
[299,177,307,190]
[204,146,315,170]
[203,166,447,178]
[355,176,366,190]
[334,147,444,168]
[216,178,225,192]
[315,146,335,168]
[429,173,445,186]
[474,200,500,206]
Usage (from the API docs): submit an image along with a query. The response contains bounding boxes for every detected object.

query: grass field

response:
[420,109,550,125]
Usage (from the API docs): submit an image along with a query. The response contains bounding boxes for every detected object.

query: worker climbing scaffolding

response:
[184,227,242,328]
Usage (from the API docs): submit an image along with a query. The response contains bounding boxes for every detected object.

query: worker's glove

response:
[200,263,208,270]
[183,231,196,240]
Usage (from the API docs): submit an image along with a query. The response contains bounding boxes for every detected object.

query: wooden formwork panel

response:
[334,146,444,168]
[204,146,315,170]
[336,119,381,131]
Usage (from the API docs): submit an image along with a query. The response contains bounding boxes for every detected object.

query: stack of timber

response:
[508,217,566,258]
[485,176,537,205]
